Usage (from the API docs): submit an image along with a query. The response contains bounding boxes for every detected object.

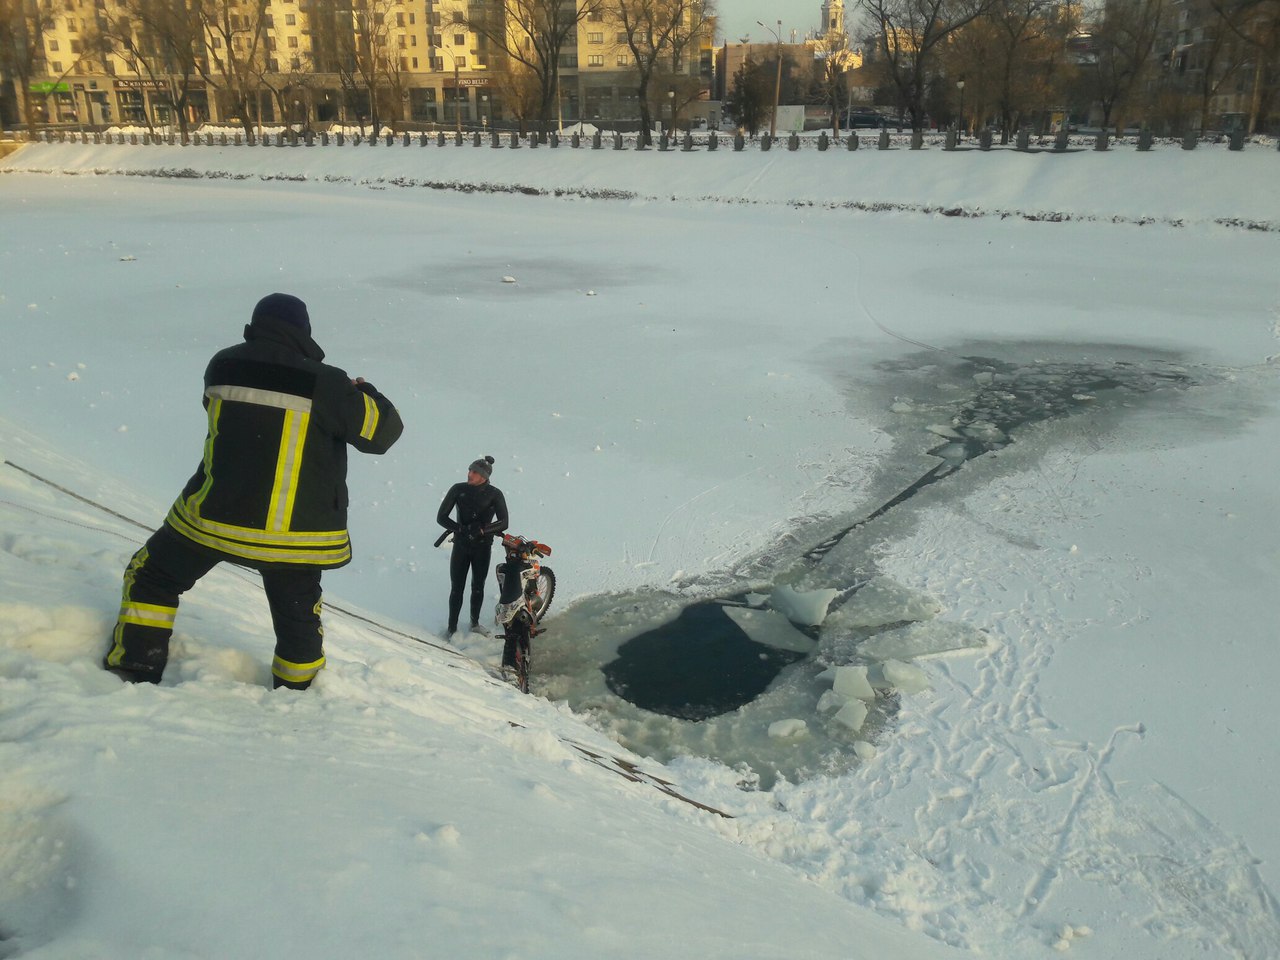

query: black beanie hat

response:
[469,456,494,479]
[251,293,311,334]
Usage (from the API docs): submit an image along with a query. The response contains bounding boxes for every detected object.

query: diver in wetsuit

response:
[436,455,508,636]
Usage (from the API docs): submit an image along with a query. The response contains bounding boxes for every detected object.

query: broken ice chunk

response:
[832,665,875,702]
[817,689,845,714]
[721,605,815,654]
[931,442,970,463]
[858,620,990,661]
[769,585,840,627]
[767,719,808,739]
[960,420,1007,444]
[830,578,943,628]
[882,658,930,694]
[832,699,868,733]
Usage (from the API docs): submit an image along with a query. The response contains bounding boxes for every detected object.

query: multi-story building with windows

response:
[15,0,716,131]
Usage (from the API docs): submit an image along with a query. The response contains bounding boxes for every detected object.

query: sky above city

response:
[717,0,838,46]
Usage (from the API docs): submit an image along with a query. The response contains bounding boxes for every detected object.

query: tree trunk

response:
[1248,54,1264,133]
[637,73,652,145]
[20,85,39,137]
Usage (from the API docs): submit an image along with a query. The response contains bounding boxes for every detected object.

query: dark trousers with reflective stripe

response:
[105,524,325,688]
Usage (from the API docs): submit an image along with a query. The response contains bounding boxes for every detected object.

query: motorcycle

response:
[493,533,556,692]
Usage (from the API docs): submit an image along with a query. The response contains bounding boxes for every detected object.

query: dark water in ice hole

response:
[596,351,1196,722]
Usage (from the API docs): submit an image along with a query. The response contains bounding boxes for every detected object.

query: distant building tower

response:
[821,0,845,37]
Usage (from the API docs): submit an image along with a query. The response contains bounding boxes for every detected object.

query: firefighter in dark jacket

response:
[103,293,404,689]
[437,456,508,637]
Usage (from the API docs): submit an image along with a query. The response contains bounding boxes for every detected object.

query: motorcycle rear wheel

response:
[531,566,556,623]
[500,619,532,693]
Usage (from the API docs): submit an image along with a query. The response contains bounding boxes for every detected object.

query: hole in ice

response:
[536,346,1206,786]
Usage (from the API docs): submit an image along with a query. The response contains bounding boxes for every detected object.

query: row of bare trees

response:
[722,0,1277,137]
[2,0,715,136]
[861,0,1279,135]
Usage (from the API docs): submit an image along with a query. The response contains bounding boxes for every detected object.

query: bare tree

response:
[1,0,56,133]
[342,0,396,133]
[1209,0,1280,131]
[946,0,1077,139]
[1190,0,1251,129]
[1075,0,1165,131]
[303,0,396,133]
[859,0,1001,128]
[808,29,857,137]
[198,0,270,136]
[99,0,206,138]
[465,0,603,134]
[611,0,712,140]
[489,54,541,129]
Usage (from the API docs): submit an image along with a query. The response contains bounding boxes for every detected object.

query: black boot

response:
[102,655,162,684]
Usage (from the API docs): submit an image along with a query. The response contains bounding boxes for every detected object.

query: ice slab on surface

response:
[817,689,844,714]
[832,699,868,733]
[721,605,816,654]
[768,718,808,739]
[857,620,989,661]
[829,578,944,628]
[769,585,840,627]
[961,420,1008,444]
[832,665,876,702]
[931,442,970,462]
[881,658,930,694]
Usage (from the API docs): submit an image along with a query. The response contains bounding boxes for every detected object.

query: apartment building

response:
[19,0,715,131]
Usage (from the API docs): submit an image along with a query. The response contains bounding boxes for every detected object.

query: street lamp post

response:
[956,78,965,141]
[757,19,783,140]
[667,88,675,137]
[454,59,462,136]
[439,50,463,135]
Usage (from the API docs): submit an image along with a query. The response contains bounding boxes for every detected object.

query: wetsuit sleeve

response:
[343,380,404,455]
[481,489,509,538]
[437,485,460,532]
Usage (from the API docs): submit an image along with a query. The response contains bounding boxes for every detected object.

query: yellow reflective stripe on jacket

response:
[206,384,313,413]
[166,507,351,566]
[169,500,347,548]
[267,409,310,532]
[188,395,222,514]
[118,602,178,629]
[272,654,326,683]
[359,392,380,441]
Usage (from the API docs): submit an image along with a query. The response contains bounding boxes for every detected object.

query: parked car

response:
[845,110,889,129]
